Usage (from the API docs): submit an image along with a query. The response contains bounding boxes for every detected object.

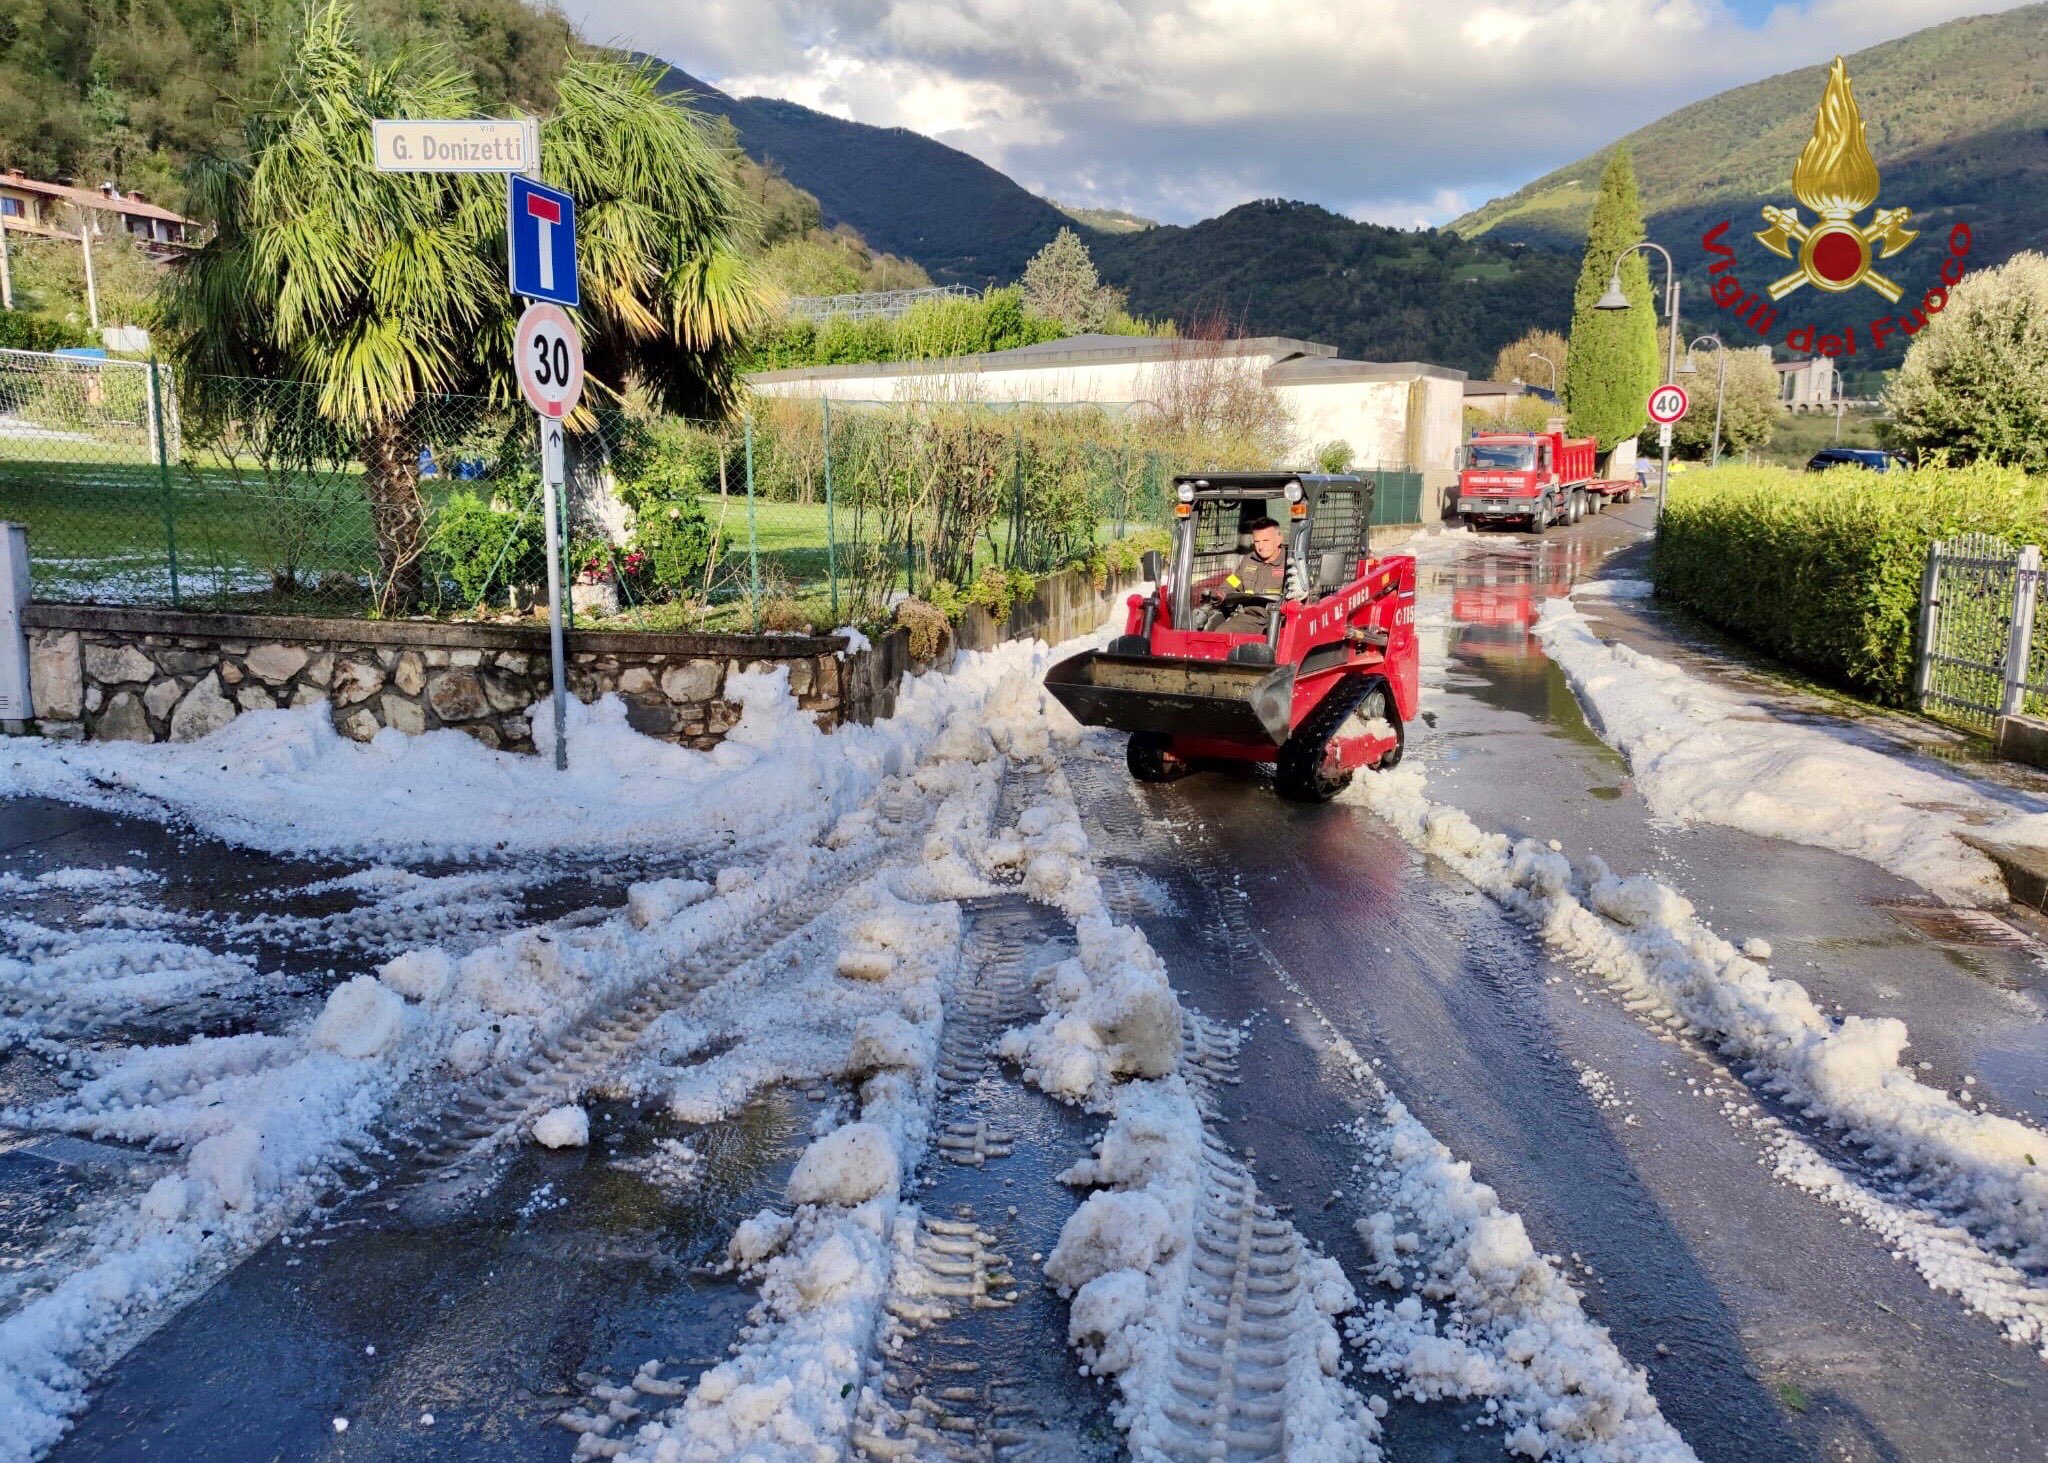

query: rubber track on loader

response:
[1275,675,1377,799]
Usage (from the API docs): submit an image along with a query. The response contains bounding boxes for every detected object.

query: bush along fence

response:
[1651,461,2048,722]
[0,347,1426,637]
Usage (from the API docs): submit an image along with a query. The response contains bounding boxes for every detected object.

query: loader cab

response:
[1167,472,1375,629]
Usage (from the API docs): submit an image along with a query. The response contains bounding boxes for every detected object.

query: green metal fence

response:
[0,347,1426,632]
[1364,469,1425,528]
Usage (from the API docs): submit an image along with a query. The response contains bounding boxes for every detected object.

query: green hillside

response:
[1451,3,2048,291]
[0,0,574,212]
[1092,200,1574,374]
[1056,202,1157,233]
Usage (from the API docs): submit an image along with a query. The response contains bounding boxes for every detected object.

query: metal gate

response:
[1917,533,2045,728]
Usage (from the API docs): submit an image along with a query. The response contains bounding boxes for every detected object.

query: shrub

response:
[1883,250,2048,471]
[893,597,951,661]
[1316,440,1355,474]
[0,310,94,352]
[1652,462,2048,705]
[965,565,1036,624]
[432,491,546,605]
[630,497,717,599]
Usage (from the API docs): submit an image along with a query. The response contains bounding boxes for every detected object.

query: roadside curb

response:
[1960,834,2048,913]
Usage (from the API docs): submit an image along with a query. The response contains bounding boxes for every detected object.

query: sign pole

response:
[540,415,569,770]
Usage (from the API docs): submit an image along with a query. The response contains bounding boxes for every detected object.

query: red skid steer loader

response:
[1044,472,1420,802]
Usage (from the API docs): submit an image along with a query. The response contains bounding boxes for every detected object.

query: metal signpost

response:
[513,304,582,770]
[1646,383,1689,507]
[374,117,579,768]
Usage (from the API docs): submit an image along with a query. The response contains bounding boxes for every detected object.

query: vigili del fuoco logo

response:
[1698,56,1971,358]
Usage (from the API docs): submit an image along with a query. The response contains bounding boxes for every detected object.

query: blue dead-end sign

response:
[508,175,578,308]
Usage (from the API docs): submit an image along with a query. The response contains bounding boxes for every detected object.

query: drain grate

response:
[1879,903,2039,951]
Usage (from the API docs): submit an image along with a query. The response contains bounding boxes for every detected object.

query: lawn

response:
[1753,409,1887,468]
[1,438,1166,629]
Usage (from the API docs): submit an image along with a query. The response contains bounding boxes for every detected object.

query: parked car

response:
[1806,447,1908,473]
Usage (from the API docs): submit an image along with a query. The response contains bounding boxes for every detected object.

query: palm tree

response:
[169,1,761,610]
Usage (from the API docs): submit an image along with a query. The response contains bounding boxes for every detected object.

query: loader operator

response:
[1196,516,1290,633]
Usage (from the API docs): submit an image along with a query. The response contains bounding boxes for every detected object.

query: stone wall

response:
[22,605,852,752]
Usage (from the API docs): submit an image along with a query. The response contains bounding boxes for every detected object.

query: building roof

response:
[744,332,1340,385]
[1266,355,1466,385]
[0,170,193,226]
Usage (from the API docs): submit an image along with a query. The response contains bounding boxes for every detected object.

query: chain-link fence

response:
[1,347,1429,633]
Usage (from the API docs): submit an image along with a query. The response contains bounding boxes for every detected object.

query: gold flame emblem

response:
[1755,57,1916,302]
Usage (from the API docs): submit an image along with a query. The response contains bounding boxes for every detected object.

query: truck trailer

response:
[1455,430,1604,533]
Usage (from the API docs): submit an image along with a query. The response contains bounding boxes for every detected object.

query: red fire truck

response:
[1455,429,1605,534]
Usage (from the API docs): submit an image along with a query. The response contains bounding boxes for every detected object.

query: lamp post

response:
[1595,240,1680,525]
[1526,352,1556,394]
[1679,334,1726,468]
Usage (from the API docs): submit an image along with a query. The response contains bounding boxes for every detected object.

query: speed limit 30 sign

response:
[515,302,584,419]
[1647,383,1689,425]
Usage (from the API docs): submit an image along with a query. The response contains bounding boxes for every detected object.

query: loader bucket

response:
[1044,651,1299,746]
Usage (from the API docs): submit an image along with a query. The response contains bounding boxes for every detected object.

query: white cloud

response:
[569,0,2039,227]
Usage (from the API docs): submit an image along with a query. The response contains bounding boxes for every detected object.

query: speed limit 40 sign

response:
[1647,383,1689,425]
[515,302,584,419]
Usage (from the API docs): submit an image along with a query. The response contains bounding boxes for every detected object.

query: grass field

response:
[1753,409,1887,468]
[0,441,1156,629]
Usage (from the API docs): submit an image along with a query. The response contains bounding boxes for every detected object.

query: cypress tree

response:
[1562,146,1660,451]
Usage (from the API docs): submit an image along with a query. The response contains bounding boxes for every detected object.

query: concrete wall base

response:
[1995,713,2048,771]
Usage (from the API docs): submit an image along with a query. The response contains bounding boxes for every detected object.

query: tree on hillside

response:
[1561,148,1657,452]
[1021,227,1126,332]
[1671,343,1779,458]
[1883,251,2048,472]
[170,1,761,610]
[1489,328,1568,390]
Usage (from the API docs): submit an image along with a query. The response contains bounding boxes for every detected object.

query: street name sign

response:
[372,119,537,173]
[508,175,579,309]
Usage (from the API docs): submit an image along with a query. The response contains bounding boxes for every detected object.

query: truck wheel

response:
[1528,505,1547,536]
[1127,732,1189,784]
[1569,491,1584,524]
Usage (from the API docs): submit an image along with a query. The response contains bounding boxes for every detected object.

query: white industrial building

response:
[744,333,1466,504]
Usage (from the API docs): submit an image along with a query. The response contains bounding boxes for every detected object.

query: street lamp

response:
[1595,240,1681,524]
[1526,352,1557,394]
[1682,334,1727,468]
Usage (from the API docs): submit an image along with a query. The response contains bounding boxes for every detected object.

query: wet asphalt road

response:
[8,501,2048,1461]
[1091,500,2048,1460]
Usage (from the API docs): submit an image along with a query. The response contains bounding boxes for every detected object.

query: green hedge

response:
[1652,463,2048,706]
[0,310,94,352]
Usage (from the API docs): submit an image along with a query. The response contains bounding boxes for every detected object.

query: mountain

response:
[645,67,1568,373]
[1450,3,2048,355]
[648,65,1074,286]
[1091,200,1573,373]
[1055,202,1157,233]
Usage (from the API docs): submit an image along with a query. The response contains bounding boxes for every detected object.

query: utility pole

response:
[0,209,12,311]
[79,217,100,331]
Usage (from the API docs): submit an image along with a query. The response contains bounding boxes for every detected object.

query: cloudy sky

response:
[566,1,2034,228]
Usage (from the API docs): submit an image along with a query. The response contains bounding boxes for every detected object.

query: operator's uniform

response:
[1203,548,1288,632]
[1226,550,1287,597]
